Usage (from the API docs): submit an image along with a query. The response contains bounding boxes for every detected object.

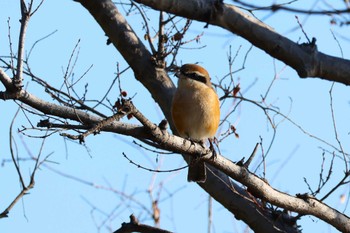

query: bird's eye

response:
[187,72,207,84]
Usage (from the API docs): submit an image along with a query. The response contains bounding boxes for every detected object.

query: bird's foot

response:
[208,138,217,160]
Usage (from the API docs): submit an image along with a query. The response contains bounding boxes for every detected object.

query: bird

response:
[171,64,220,182]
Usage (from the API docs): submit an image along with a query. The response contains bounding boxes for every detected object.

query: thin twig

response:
[9,106,25,188]
[7,18,16,79]
[0,104,47,218]
[123,152,188,173]
[329,83,348,171]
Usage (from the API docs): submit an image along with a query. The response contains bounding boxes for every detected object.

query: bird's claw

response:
[209,138,217,160]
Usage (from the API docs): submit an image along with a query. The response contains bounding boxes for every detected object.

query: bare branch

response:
[123,152,188,173]
[0,104,47,218]
[9,106,26,189]
[135,0,350,85]
[2,1,349,232]
[37,98,348,232]
[329,83,348,169]
[14,0,31,89]
[233,0,350,15]
[75,0,175,121]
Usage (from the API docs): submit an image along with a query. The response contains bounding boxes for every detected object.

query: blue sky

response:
[1,1,350,233]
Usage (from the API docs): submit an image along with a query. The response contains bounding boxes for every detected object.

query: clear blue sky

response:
[1,1,349,233]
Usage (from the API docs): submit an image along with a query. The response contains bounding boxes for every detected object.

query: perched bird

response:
[171,64,220,182]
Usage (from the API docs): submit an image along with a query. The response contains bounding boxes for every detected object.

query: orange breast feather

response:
[171,82,220,140]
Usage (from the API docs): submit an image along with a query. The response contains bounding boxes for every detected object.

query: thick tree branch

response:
[75,0,175,120]
[118,101,350,232]
[0,68,296,232]
[45,98,347,232]
[125,100,350,233]
[74,2,283,231]
[72,1,316,232]
[2,61,342,231]
[134,0,350,85]
[2,0,347,232]
[71,99,350,232]
[211,155,350,232]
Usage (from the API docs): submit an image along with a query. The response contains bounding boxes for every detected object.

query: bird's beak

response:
[175,67,183,79]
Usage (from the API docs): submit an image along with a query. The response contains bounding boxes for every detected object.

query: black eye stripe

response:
[182,71,207,84]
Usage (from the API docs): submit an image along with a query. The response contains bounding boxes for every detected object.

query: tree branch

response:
[233,0,350,15]
[125,100,350,233]
[71,1,340,232]
[75,0,176,120]
[134,0,350,85]
[0,67,102,124]
[113,214,173,233]
[62,98,350,232]
[2,0,348,232]
[13,0,31,89]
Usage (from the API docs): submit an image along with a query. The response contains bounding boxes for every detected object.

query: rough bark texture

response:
[2,0,349,232]
[135,0,350,85]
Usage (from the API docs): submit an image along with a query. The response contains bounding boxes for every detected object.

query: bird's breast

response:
[171,81,220,140]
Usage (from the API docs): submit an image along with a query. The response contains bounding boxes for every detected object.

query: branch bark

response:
[40,98,350,232]
[74,0,175,120]
[123,100,350,233]
[13,0,30,89]
[67,0,350,232]
[134,0,350,85]
[74,1,297,232]
[2,0,349,232]
[3,63,346,231]
[0,70,102,124]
